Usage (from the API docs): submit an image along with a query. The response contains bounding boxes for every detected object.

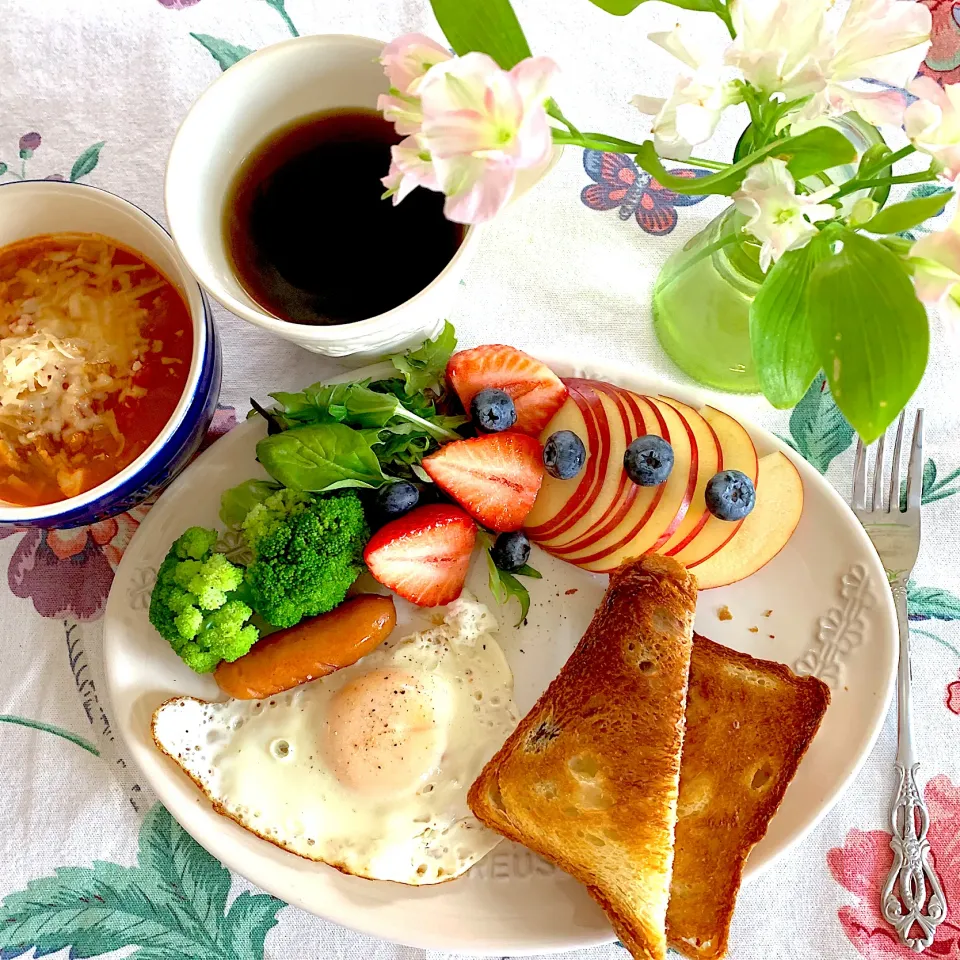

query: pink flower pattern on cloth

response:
[0,405,237,622]
[828,775,960,957]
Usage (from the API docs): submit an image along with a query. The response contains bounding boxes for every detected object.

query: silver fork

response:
[852,410,947,953]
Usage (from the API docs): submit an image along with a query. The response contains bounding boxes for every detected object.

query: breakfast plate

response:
[104,352,897,955]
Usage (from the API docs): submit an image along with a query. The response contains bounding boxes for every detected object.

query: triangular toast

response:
[667,635,830,958]
[468,554,697,960]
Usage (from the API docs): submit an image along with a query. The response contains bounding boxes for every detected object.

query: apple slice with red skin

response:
[563,389,698,572]
[692,451,803,588]
[671,405,759,569]
[656,396,722,556]
[544,382,649,555]
[524,380,604,540]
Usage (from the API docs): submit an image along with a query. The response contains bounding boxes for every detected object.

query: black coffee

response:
[223,109,465,326]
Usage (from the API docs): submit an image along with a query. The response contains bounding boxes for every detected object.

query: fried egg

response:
[152,596,518,884]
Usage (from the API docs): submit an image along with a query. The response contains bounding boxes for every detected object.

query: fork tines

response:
[852,410,924,515]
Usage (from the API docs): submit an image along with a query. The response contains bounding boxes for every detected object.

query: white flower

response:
[632,26,742,161]
[417,53,557,223]
[904,78,960,182]
[733,157,837,271]
[726,0,830,100]
[910,211,960,326]
[381,135,438,205]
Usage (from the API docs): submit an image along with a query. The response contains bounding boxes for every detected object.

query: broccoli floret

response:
[242,490,369,628]
[148,526,259,673]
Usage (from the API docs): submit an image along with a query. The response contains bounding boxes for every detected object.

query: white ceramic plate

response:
[104,356,897,955]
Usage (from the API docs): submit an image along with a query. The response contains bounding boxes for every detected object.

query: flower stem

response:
[656,232,743,293]
[547,100,581,138]
[551,131,728,171]
[863,143,916,178]
[833,170,938,201]
[714,0,736,39]
[687,155,729,172]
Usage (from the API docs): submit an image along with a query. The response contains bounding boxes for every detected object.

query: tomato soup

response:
[0,234,193,507]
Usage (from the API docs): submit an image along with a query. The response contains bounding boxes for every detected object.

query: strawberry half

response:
[364,504,477,607]
[447,344,568,436]
[422,433,545,532]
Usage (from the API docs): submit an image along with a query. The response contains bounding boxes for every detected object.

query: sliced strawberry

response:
[422,433,544,532]
[447,344,568,436]
[364,504,476,607]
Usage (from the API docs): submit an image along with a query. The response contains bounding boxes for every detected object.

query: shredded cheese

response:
[0,237,161,442]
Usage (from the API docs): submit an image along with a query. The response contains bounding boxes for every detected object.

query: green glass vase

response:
[651,114,882,394]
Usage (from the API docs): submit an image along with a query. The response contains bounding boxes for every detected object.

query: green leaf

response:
[69,142,105,182]
[219,479,281,528]
[191,33,254,71]
[807,230,929,442]
[749,241,827,408]
[787,373,854,474]
[585,0,717,13]
[0,802,285,960]
[862,191,954,235]
[256,423,385,491]
[219,891,284,959]
[388,320,458,395]
[429,0,531,68]
[634,127,855,197]
[907,582,960,621]
[137,804,231,944]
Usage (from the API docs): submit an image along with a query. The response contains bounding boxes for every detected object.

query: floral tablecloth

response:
[2,1,960,958]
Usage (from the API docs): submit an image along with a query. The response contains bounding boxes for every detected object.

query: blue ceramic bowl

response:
[0,180,222,529]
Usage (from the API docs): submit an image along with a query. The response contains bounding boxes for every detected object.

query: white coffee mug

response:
[165,34,483,362]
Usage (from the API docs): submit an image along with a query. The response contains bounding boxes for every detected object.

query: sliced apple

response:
[692,451,803,589]
[656,396,719,557]
[524,380,604,539]
[565,388,698,572]
[545,381,645,554]
[671,405,759,569]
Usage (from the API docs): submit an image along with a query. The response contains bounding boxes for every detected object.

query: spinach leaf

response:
[256,423,386,491]
[387,320,457,395]
[219,479,282,527]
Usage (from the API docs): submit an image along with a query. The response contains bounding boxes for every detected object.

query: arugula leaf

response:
[219,479,282,528]
[387,320,457,395]
[483,542,542,626]
[256,423,386,491]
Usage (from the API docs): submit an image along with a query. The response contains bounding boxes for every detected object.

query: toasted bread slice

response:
[468,554,697,960]
[667,635,830,959]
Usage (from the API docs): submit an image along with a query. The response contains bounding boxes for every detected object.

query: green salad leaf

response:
[481,532,542,627]
[386,320,457,395]
[256,423,386,491]
[219,478,282,527]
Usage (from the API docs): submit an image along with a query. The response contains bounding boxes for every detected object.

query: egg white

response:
[152,597,518,884]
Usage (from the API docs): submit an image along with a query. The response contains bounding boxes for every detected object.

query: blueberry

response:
[543,430,586,480]
[470,388,517,433]
[705,470,756,521]
[375,481,419,521]
[624,435,674,486]
[491,531,531,572]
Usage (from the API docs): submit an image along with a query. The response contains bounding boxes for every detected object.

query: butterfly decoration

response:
[580,149,710,235]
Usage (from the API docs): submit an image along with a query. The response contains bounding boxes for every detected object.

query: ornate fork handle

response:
[881,763,947,952]
[881,579,948,952]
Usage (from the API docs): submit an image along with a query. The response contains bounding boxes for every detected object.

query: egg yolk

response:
[323,669,443,796]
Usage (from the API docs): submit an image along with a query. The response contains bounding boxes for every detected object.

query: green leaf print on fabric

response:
[263,0,299,36]
[0,134,104,182]
[70,142,105,182]
[0,715,100,756]
[191,33,254,70]
[0,804,285,960]
[900,458,960,510]
[784,373,854,474]
[908,582,960,621]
